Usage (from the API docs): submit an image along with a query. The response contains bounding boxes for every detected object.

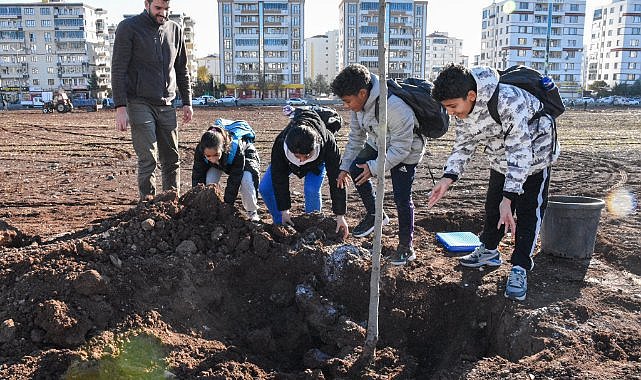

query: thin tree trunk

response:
[362,0,388,364]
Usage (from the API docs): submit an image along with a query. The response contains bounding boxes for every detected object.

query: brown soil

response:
[0,107,639,379]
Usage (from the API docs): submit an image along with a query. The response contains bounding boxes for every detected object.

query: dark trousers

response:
[349,144,416,247]
[480,168,551,270]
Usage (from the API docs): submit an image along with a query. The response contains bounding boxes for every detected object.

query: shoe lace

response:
[508,269,525,288]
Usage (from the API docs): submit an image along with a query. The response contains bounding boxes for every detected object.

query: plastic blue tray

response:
[436,232,481,252]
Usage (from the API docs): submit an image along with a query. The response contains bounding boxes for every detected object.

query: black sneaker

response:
[390,244,416,266]
[352,213,390,238]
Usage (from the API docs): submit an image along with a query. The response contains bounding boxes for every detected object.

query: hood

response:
[363,73,380,111]
[469,66,500,112]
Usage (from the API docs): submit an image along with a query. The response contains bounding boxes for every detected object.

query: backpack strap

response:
[488,86,501,125]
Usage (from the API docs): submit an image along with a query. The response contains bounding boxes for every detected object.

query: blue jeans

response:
[350,144,416,247]
[259,163,326,224]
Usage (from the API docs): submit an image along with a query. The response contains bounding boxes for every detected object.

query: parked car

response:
[580,97,595,104]
[286,98,307,106]
[193,95,215,105]
[215,95,238,105]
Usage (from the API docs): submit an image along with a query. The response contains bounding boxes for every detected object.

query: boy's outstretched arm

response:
[427,177,453,209]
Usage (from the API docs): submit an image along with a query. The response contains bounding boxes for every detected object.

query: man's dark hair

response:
[331,64,372,97]
[432,63,477,102]
[285,110,322,155]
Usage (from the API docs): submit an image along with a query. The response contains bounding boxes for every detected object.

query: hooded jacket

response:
[111,9,192,108]
[192,127,260,204]
[443,66,560,197]
[270,111,346,216]
[339,73,425,174]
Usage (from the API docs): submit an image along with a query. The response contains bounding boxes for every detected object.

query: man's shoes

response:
[459,244,503,268]
[247,210,260,222]
[389,244,416,266]
[352,213,389,238]
[505,265,527,301]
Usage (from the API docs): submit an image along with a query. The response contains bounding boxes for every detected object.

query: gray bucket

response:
[541,196,605,259]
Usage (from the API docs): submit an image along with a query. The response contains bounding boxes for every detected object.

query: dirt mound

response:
[0,220,36,248]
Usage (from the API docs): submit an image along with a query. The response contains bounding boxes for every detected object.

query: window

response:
[519,14,528,21]
[47,67,55,73]
[568,15,578,23]
[633,28,641,35]
[41,20,52,27]
[23,8,34,15]
[48,79,55,86]
[32,79,39,85]
[518,26,527,33]
[631,51,638,58]
[40,7,51,15]
[631,39,639,47]
[25,20,36,27]
[629,62,637,70]
[518,37,526,45]
[519,2,528,10]
[517,49,526,57]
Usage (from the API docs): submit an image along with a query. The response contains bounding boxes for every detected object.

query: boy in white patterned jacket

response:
[428,63,560,301]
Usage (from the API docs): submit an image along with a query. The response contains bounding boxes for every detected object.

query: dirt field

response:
[0,106,640,379]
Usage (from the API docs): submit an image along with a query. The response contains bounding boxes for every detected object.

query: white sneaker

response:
[247,210,260,222]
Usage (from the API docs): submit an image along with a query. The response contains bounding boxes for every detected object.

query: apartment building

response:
[586,0,641,88]
[217,0,305,99]
[168,13,197,82]
[0,1,112,102]
[479,0,586,97]
[196,54,222,84]
[304,30,339,84]
[424,31,468,81]
[338,0,428,80]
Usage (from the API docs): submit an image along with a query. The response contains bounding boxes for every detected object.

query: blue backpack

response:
[212,118,256,165]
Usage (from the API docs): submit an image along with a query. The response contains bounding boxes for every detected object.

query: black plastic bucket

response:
[541,196,605,259]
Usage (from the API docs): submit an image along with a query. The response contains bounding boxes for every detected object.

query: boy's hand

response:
[497,197,516,237]
[427,178,453,209]
[354,163,372,185]
[337,170,351,189]
[281,210,295,227]
[335,215,349,240]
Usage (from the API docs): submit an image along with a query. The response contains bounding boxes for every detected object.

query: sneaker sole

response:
[459,258,502,268]
[390,253,416,266]
[353,215,390,238]
[504,290,526,301]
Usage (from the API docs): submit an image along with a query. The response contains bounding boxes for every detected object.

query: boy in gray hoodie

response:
[428,63,560,301]
[331,64,425,266]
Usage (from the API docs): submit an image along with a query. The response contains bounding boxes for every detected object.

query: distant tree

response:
[193,70,213,97]
[588,80,610,97]
[612,82,630,96]
[630,79,641,96]
[88,71,99,98]
[314,74,330,95]
[196,66,210,83]
[304,77,314,96]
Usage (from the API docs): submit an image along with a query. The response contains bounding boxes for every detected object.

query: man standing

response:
[112,0,192,199]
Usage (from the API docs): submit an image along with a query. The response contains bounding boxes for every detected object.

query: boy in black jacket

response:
[259,110,348,238]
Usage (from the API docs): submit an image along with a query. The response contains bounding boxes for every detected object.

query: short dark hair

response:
[285,124,320,155]
[199,126,230,153]
[331,63,372,97]
[432,63,477,102]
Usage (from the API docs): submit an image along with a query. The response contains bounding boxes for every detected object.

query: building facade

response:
[424,31,467,81]
[168,13,197,82]
[217,0,305,99]
[338,0,428,80]
[586,0,641,88]
[479,0,586,98]
[196,53,221,84]
[0,1,111,102]
[304,30,339,86]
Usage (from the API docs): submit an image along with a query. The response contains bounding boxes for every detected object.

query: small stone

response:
[141,218,155,231]
[0,319,16,343]
[106,174,115,180]
[109,254,122,268]
[176,240,197,255]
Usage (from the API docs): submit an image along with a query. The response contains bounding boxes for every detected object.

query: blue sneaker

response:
[459,244,502,268]
[505,266,527,301]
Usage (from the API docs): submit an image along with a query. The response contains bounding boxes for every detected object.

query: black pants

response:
[349,144,417,247]
[480,168,551,270]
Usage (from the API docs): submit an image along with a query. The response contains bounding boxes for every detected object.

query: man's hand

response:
[427,177,453,209]
[337,170,351,189]
[335,215,349,240]
[281,210,295,227]
[182,105,193,124]
[115,106,129,132]
[497,197,516,237]
[354,163,372,186]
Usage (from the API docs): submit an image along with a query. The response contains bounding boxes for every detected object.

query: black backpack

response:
[375,77,450,139]
[488,65,565,125]
[292,105,343,134]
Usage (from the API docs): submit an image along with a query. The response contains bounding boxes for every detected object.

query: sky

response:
[5,0,609,58]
